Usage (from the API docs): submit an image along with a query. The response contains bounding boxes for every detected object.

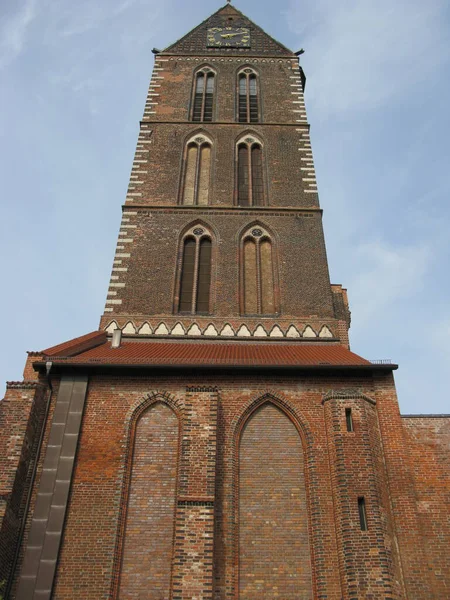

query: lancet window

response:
[236,135,264,206]
[241,225,277,315]
[192,67,215,122]
[177,225,213,314]
[238,68,259,123]
[181,134,212,206]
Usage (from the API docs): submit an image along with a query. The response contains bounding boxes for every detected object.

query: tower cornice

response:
[121,205,322,214]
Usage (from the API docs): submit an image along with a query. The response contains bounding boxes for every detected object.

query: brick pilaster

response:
[324,390,399,599]
[172,386,218,600]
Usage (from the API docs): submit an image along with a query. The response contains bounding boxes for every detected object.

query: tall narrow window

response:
[177,226,213,314]
[181,135,212,206]
[345,408,354,432]
[242,226,277,315]
[238,68,259,123]
[192,68,215,122]
[237,136,264,206]
[358,497,368,531]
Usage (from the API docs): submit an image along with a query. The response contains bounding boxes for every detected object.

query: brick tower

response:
[1,4,449,600]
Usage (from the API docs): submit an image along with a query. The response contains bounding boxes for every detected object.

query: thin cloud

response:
[431,318,450,363]
[286,0,450,115]
[348,239,431,326]
[53,0,141,38]
[0,0,37,69]
[113,0,139,17]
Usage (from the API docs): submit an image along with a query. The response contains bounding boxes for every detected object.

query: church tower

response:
[1,4,449,600]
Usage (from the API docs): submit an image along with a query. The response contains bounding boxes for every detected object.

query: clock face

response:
[207,27,251,48]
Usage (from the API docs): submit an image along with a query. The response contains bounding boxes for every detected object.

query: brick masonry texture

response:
[126,124,314,206]
[0,382,46,589]
[2,4,450,600]
[103,211,335,322]
[3,371,447,599]
[118,402,179,599]
[239,403,312,599]
[402,416,450,598]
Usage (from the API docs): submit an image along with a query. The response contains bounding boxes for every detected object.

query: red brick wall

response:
[372,372,438,599]
[11,371,371,600]
[9,370,449,600]
[118,402,179,599]
[323,393,400,599]
[0,382,46,588]
[402,416,450,598]
[239,403,312,599]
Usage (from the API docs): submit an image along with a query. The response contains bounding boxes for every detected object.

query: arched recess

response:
[173,221,215,315]
[235,133,265,207]
[179,132,213,206]
[191,65,216,122]
[234,394,314,600]
[237,66,260,123]
[239,223,279,315]
[113,392,183,600]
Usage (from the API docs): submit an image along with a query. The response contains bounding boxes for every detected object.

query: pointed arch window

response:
[238,68,259,123]
[177,226,213,314]
[241,226,277,315]
[192,67,215,122]
[236,135,264,206]
[181,134,212,206]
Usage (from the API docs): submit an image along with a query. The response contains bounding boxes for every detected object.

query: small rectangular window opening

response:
[345,408,354,432]
[358,497,368,531]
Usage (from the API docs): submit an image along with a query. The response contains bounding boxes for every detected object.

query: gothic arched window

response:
[238,68,259,123]
[192,67,215,122]
[181,134,212,206]
[241,225,277,315]
[177,225,213,314]
[236,135,264,207]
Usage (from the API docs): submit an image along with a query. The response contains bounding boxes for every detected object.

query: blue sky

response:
[1,0,449,414]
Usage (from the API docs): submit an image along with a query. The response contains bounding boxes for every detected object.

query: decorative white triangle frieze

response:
[154,323,169,335]
[237,325,252,337]
[138,322,152,335]
[319,326,333,338]
[269,325,284,338]
[171,323,185,336]
[204,324,219,336]
[220,324,235,337]
[303,326,317,338]
[253,325,268,337]
[105,321,336,340]
[123,321,136,334]
[105,321,119,334]
[286,325,301,338]
[187,324,202,336]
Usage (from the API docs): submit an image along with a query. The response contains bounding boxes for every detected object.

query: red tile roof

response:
[42,331,106,357]
[41,338,372,368]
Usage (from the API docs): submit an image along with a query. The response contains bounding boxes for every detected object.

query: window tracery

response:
[238,67,259,123]
[181,134,212,206]
[192,67,215,122]
[241,225,277,315]
[177,225,213,314]
[236,134,264,206]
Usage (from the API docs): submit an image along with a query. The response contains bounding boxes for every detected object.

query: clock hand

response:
[220,33,241,38]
